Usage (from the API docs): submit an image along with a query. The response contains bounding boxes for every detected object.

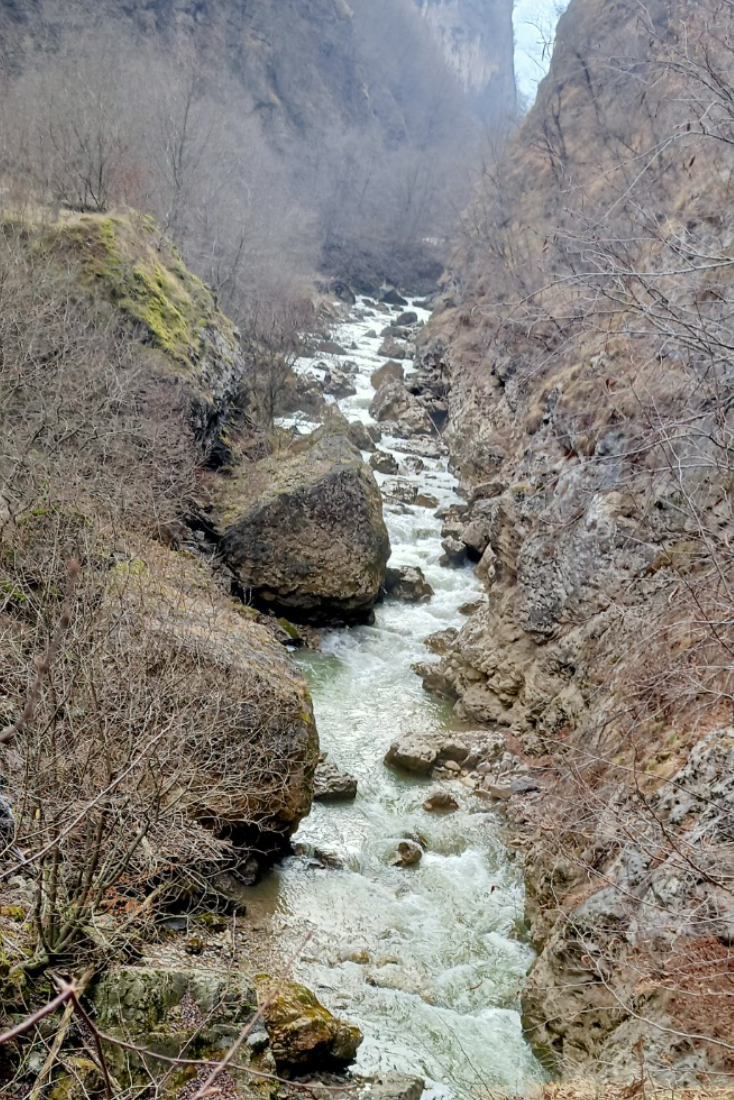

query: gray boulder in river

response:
[217,422,390,624]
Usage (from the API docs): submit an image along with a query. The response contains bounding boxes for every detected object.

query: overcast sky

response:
[514,0,570,100]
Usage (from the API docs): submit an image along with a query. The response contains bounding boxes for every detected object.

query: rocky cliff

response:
[420,0,734,1083]
[0,0,371,139]
[415,0,516,121]
[0,0,487,168]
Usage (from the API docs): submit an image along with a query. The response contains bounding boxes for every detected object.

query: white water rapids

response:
[251,300,544,1099]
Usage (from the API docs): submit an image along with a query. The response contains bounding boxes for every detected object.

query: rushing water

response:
[255,300,543,1099]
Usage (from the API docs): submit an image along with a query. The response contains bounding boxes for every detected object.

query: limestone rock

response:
[89,966,258,1085]
[218,425,390,624]
[323,368,357,398]
[383,478,421,505]
[370,450,400,475]
[388,406,435,438]
[93,967,256,1035]
[369,381,435,437]
[108,547,318,862]
[384,735,438,774]
[391,839,423,866]
[360,1075,424,1100]
[424,627,458,654]
[381,290,408,306]
[371,361,405,389]
[459,598,485,615]
[313,762,358,802]
[440,536,468,567]
[347,419,376,453]
[255,977,362,1071]
[378,337,407,360]
[383,565,434,602]
[422,790,459,813]
[51,213,245,456]
[370,380,414,422]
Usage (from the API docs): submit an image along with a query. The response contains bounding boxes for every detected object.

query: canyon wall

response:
[421,0,734,1082]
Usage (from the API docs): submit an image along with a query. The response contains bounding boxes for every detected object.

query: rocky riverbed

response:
[241,296,545,1098]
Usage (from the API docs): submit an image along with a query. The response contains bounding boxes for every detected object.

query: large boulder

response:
[107,547,319,870]
[370,382,435,437]
[384,735,438,774]
[370,450,400,475]
[255,977,362,1071]
[378,337,408,360]
[381,289,408,307]
[323,368,357,398]
[371,361,405,389]
[218,426,390,624]
[370,380,414,423]
[52,214,245,456]
[92,967,256,1035]
[347,419,376,452]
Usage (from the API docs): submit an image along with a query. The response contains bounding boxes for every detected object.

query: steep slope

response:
[420,0,734,1083]
[0,0,369,138]
[0,209,319,926]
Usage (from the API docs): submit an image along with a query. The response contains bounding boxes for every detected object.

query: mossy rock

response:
[89,966,257,1090]
[49,1058,104,1100]
[40,212,245,450]
[91,966,257,1034]
[255,976,362,1072]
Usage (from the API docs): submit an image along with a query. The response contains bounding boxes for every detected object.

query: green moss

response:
[49,1058,102,1100]
[109,558,149,578]
[44,213,237,378]
[193,913,229,933]
[0,906,26,922]
[277,617,303,641]
[0,579,27,604]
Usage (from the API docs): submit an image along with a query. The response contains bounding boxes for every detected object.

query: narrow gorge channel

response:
[249,302,545,1099]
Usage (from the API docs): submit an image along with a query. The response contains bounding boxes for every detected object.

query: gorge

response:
[2,0,734,1097]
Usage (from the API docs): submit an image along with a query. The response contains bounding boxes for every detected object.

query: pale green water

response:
[255,302,544,1099]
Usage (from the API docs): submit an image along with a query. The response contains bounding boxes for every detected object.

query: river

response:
[255,299,544,1099]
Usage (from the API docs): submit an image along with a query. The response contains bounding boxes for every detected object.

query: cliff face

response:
[415,0,516,120]
[0,0,370,138]
[421,0,734,1082]
[0,0,500,147]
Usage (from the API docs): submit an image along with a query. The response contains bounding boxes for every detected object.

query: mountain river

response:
[251,299,544,1099]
